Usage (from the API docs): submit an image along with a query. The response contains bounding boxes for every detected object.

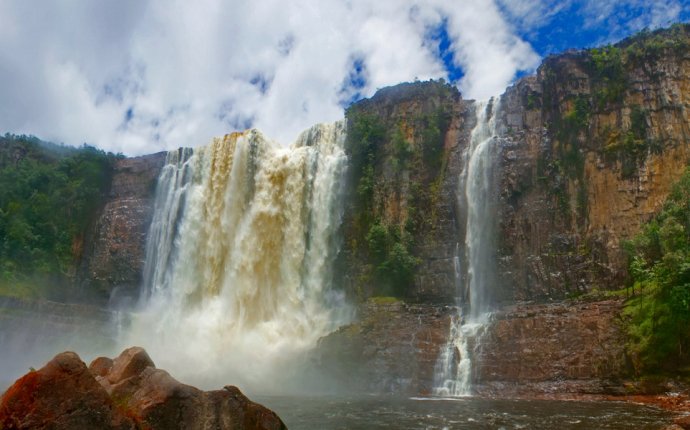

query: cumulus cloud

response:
[0,1,682,154]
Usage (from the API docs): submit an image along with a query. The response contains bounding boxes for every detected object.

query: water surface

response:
[257,395,672,430]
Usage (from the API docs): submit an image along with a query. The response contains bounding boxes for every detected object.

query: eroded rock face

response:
[312,298,632,396]
[338,81,472,303]
[79,153,166,304]
[496,29,690,301]
[0,351,134,429]
[0,347,287,430]
[474,299,629,396]
[313,299,452,394]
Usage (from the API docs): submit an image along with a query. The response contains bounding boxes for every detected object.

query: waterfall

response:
[433,99,501,396]
[123,122,351,392]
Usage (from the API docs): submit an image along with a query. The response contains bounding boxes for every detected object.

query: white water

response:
[434,99,501,396]
[122,123,351,393]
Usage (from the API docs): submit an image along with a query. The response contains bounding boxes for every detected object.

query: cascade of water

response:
[123,122,351,392]
[141,148,195,300]
[433,99,501,396]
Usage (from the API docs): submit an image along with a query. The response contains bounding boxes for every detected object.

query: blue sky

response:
[0,1,687,155]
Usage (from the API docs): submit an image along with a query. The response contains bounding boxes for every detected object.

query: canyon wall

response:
[498,28,690,301]
[318,25,690,394]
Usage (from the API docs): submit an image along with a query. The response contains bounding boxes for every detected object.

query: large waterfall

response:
[123,123,351,392]
[433,99,501,396]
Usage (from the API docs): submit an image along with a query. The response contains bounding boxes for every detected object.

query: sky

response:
[0,1,687,155]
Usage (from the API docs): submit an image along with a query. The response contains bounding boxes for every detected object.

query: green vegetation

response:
[0,134,115,299]
[624,168,690,374]
[344,84,455,298]
[588,24,690,107]
[391,126,413,172]
[589,45,626,106]
[623,23,690,65]
[347,110,386,209]
[365,222,419,296]
[367,296,402,305]
[602,105,661,178]
[417,108,451,170]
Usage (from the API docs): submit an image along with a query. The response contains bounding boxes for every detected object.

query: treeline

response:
[0,134,117,299]
[625,168,690,374]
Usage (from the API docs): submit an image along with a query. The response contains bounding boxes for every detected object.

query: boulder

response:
[89,356,114,377]
[0,351,134,429]
[106,346,155,385]
[675,415,690,430]
[0,347,287,430]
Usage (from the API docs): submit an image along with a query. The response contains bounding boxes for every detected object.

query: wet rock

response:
[78,152,166,303]
[313,299,453,395]
[675,415,690,430]
[106,346,155,385]
[89,356,114,377]
[0,348,287,430]
[0,351,134,429]
[475,300,629,396]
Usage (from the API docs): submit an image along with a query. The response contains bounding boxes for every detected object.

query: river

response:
[257,395,672,430]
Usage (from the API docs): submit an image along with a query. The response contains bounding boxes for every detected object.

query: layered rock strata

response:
[79,153,166,304]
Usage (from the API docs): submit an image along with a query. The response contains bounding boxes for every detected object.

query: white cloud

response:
[581,0,683,41]
[6,0,670,154]
[496,0,572,32]
[435,0,541,100]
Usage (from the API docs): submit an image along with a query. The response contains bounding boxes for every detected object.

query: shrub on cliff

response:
[624,168,690,374]
[366,222,418,296]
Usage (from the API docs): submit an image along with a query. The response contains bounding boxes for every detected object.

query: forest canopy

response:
[0,134,116,299]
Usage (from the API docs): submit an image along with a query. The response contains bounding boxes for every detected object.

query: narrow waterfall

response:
[123,123,351,392]
[433,99,501,396]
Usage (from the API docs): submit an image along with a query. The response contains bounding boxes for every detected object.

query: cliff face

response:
[338,81,473,303]
[70,26,690,395]
[317,25,690,395]
[315,299,630,396]
[498,26,690,301]
[475,300,630,395]
[338,27,690,305]
[312,299,452,394]
[79,153,166,305]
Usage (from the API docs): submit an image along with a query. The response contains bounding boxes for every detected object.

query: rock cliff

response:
[79,152,166,305]
[312,299,452,394]
[317,24,690,395]
[497,25,690,301]
[337,81,472,303]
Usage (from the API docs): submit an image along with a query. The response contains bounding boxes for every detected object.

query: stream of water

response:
[433,99,501,396]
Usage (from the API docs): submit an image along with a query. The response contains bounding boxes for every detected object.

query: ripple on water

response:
[255,395,673,430]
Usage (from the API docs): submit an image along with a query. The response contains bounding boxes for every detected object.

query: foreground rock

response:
[0,347,287,430]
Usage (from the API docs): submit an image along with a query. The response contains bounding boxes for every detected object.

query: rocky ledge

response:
[0,347,287,430]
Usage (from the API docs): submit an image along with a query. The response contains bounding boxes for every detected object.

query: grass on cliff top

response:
[623,167,690,375]
[368,296,403,305]
[0,280,42,300]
